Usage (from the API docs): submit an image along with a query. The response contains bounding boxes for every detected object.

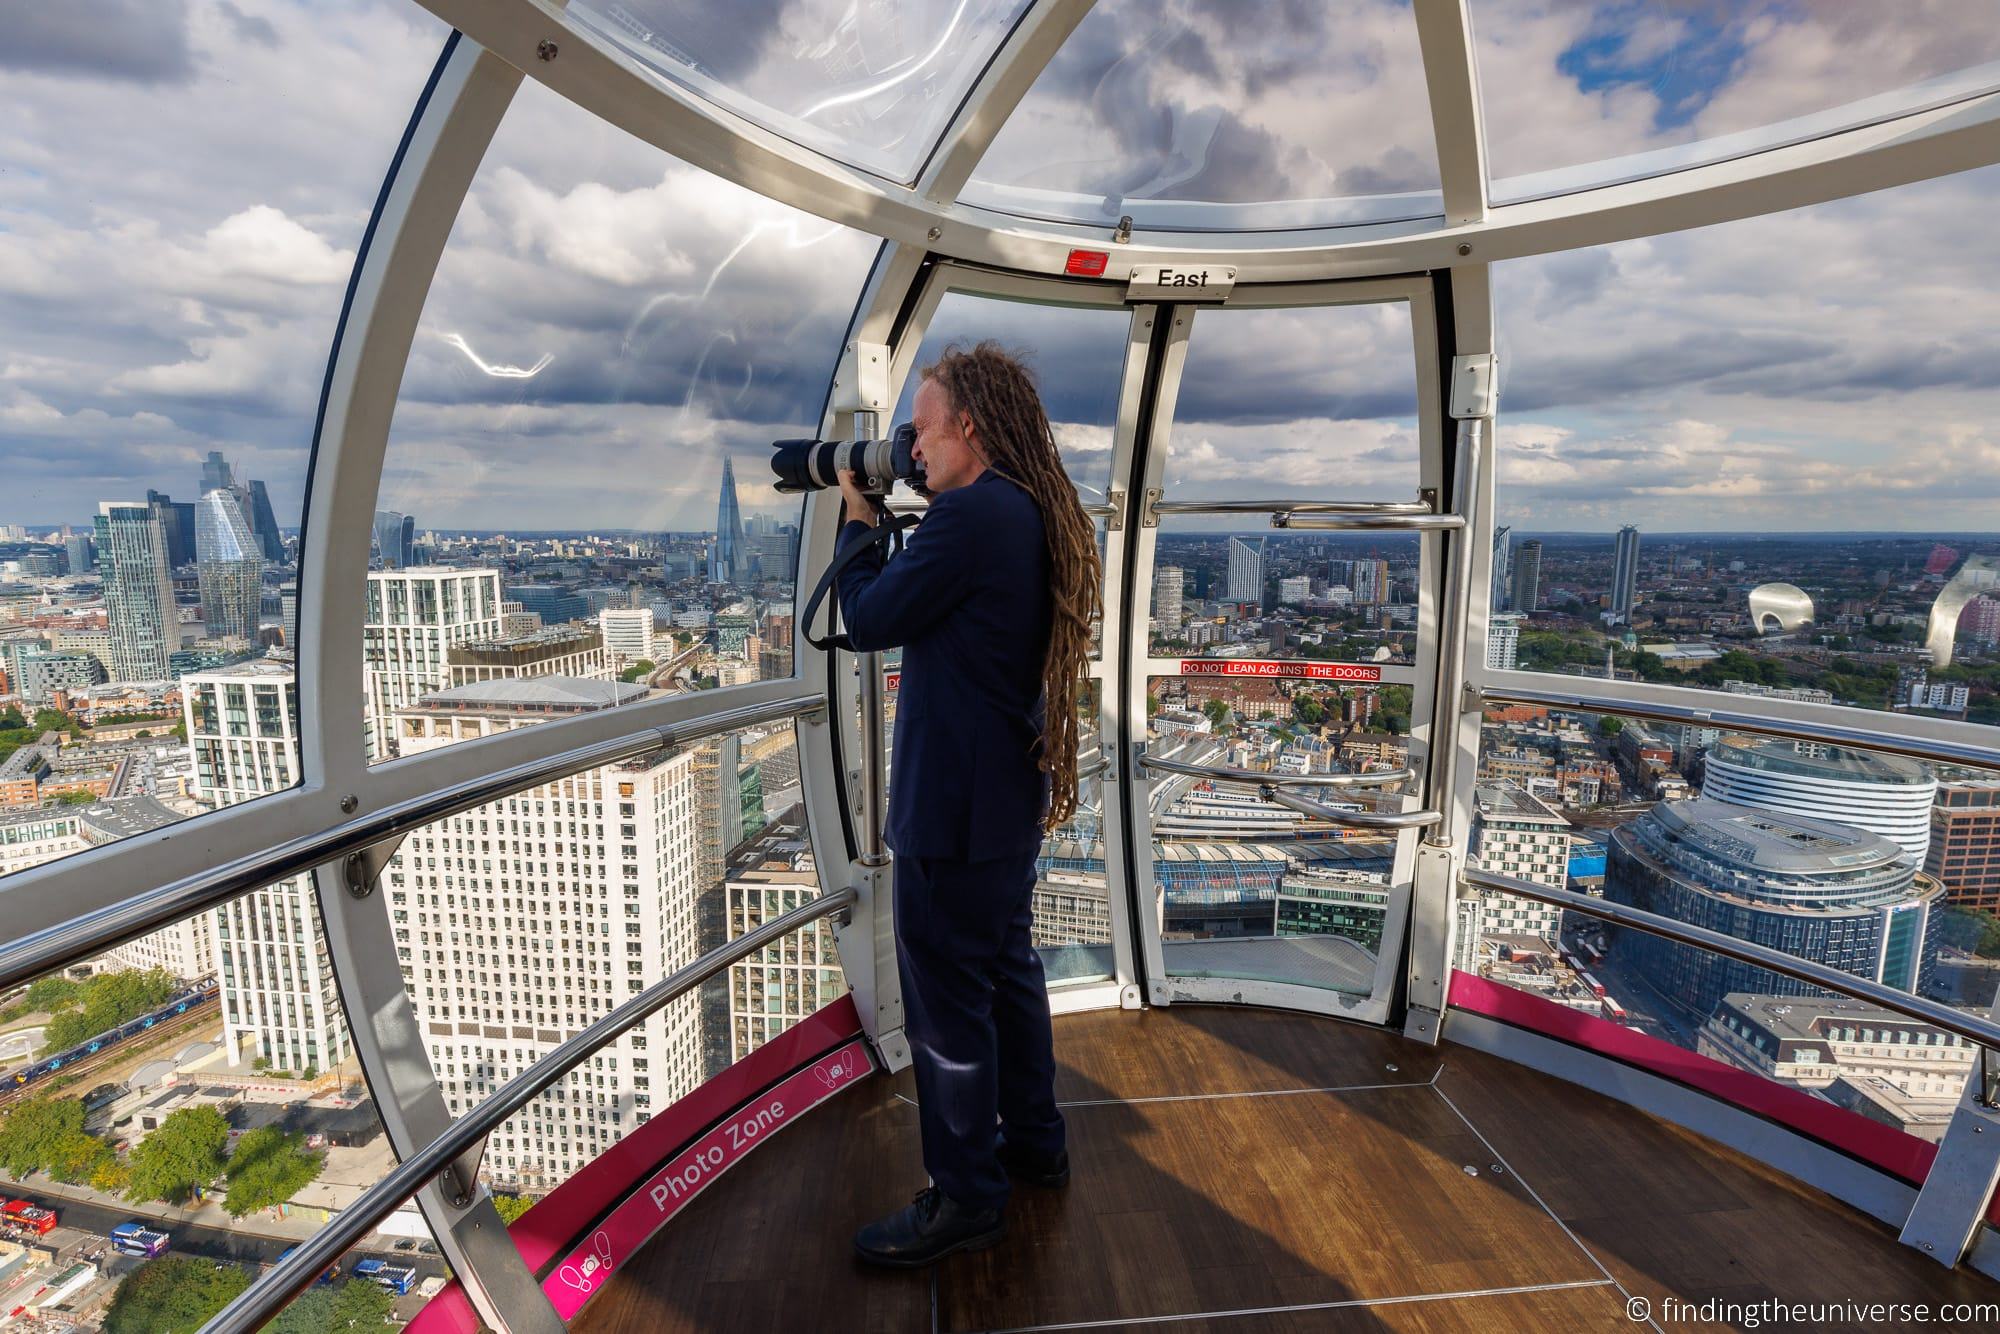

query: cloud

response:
[1,3,196,85]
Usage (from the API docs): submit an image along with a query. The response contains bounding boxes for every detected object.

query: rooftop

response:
[1641,797,1909,878]
[415,678,647,712]
[1473,782,1569,827]
[1707,735,1933,786]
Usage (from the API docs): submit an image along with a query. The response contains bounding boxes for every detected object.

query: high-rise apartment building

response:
[246,480,284,562]
[710,458,746,586]
[1700,736,1936,863]
[1486,613,1522,671]
[1226,537,1264,605]
[385,679,704,1187]
[363,567,503,759]
[1926,781,2000,911]
[1510,540,1542,614]
[183,660,351,1074]
[280,583,298,650]
[1153,565,1184,632]
[1607,798,1940,1018]
[724,833,842,1063]
[96,501,179,681]
[196,487,264,641]
[1350,558,1390,607]
[372,510,416,570]
[1469,784,1571,943]
[1491,525,1512,612]
[599,607,655,667]
[145,489,196,569]
[63,533,94,576]
[1611,525,1641,623]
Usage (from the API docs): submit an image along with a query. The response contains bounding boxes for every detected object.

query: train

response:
[351,1258,417,1295]
[109,1222,171,1257]
[5,979,217,1091]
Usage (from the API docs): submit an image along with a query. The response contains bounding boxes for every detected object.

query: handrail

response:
[1274,513,1465,531]
[883,497,1117,518]
[1077,750,1110,781]
[1140,752,1414,789]
[203,885,858,1334]
[1148,498,1435,517]
[1472,682,2000,775]
[1459,865,2000,1060]
[1261,784,1445,831]
[0,692,824,993]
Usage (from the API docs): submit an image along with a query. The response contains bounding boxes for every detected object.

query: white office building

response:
[1701,735,1936,863]
[1486,613,1522,671]
[1226,538,1264,605]
[386,679,705,1188]
[598,607,656,668]
[363,567,504,759]
[1153,565,1184,632]
[183,660,351,1074]
[1469,784,1572,944]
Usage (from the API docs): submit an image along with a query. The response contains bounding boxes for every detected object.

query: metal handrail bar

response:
[1148,498,1435,517]
[1274,513,1465,531]
[1460,866,2000,1058]
[204,885,858,1334]
[1077,750,1110,781]
[0,693,823,992]
[1261,785,1445,831]
[1473,683,2000,775]
[884,498,1116,518]
[1139,752,1414,789]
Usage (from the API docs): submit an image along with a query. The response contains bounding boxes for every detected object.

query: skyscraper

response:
[196,488,264,641]
[1153,565,1184,632]
[373,510,415,570]
[96,501,179,681]
[709,457,745,586]
[386,679,705,1187]
[1510,540,1542,614]
[200,450,236,496]
[63,532,93,576]
[1611,525,1641,623]
[1486,612,1522,671]
[1226,537,1264,605]
[183,660,351,1075]
[1700,736,1936,863]
[363,567,504,759]
[280,583,298,650]
[145,489,195,569]
[1491,525,1512,612]
[247,480,284,562]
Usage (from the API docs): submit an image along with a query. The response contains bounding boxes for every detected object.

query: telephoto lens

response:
[769,422,925,495]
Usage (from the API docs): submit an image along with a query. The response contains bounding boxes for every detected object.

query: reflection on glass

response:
[370,81,874,762]
[0,896,412,1328]
[1166,303,1419,501]
[1475,0,2000,202]
[966,0,1441,228]
[1032,679,1111,983]
[1466,701,1993,1148]
[383,717,823,1195]
[1141,674,1413,995]
[567,0,1034,181]
[1493,172,2000,728]
[892,292,1130,501]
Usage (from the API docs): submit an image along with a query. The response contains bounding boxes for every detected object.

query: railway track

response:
[0,1007,219,1109]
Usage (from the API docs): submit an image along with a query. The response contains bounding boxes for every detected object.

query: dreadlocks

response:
[921,342,1102,832]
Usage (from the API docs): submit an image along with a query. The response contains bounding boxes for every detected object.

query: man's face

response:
[911,378,985,493]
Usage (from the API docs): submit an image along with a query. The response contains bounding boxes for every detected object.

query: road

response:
[7,1185,450,1282]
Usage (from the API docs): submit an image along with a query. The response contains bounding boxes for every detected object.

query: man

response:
[836,343,1102,1267]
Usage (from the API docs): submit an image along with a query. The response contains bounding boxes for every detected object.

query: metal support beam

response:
[1900,999,2000,1267]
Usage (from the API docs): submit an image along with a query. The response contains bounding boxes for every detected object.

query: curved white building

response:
[1701,736,1936,863]
[1747,582,1815,635]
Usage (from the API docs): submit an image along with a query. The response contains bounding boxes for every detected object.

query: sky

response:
[3,1,2000,537]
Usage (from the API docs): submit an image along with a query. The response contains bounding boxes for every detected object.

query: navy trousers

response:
[894,848,1066,1213]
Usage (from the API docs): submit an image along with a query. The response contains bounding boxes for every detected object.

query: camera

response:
[770,422,925,496]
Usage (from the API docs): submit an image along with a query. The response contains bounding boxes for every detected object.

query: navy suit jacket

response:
[835,470,1053,861]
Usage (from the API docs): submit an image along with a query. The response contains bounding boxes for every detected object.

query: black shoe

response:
[996,1134,1070,1188]
[853,1187,1005,1268]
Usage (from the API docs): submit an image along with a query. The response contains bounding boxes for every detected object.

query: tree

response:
[102,1257,252,1334]
[1598,717,1624,737]
[1146,692,1160,718]
[1201,698,1232,730]
[127,1105,229,1205]
[23,976,80,1013]
[52,787,99,806]
[1292,694,1324,727]
[42,968,181,1051]
[0,1097,89,1180]
[491,1191,535,1224]
[223,1126,324,1217]
[268,1278,395,1333]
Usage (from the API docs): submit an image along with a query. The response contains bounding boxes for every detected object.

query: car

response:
[393,1239,417,1252]
[417,1242,438,1255]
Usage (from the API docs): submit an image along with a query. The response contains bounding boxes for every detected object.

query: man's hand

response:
[838,470,879,527]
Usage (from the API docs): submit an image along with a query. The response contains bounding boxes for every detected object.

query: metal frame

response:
[411,0,2000,281]
[207,886,855,1334]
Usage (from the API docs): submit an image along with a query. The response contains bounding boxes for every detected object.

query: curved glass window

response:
[367,80,876,762]
[566,0,1034,183]
[0,5,446,871]
[964,0,1442,230]
[1475,0,2000,204]
[1491,165,2000,729]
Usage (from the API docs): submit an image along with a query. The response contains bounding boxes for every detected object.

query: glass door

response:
[1114,279,1447,1025]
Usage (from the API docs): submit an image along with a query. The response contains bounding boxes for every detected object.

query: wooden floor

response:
[572,1006,1998,1333]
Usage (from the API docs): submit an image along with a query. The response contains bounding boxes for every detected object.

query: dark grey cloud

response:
[3,2,196,84]
[217,1,280,48]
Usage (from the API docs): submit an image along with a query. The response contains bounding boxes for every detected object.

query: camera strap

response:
[801,509,922,653]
